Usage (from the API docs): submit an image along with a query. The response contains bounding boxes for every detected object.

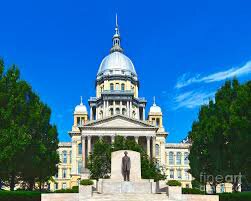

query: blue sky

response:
[1,0,251,142]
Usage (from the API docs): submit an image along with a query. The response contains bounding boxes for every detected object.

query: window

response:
[177,169,182,179]
[116,108,120,115]
[220,184,225,193]
[99,111,103,119]
[185,169,189,180]
[156,118,160,126]
[115,83,119,90]
[121,83,125,91]
[62,168,67,178]
[47,183,50,191]
[55,172,58,178]
[62,183,67,190]
[176,152,181,165]
[54,183,58,190]
[110,108,114,116]
[78,161,82,174]
[122,101,126,106]
[78,143,82,155]
[184,152,189,165]
[69,151,72,163]
[155,144,160,157]
[122,108,127,115]
[169,152,174,165]
[170,169,174,179]
[132,111,136,118]
[109,101,113,106]
[110,83,114,91]
[186,184,190,188]
[62,151,67,164]
[77,117,80,125]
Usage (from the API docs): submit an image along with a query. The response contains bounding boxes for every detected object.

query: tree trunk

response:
[28,179,35,191]
[10,173,15,191]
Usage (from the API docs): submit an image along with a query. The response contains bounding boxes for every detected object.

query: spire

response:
[80,96,83,105]
[153,96,156,106]
[110,14,123,53]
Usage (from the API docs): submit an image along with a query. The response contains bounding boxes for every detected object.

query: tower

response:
[73,96,88,131]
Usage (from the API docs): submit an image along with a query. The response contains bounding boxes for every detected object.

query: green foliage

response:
[54,188,78,193]
[192,179,203,189]
[219,192,251,201]
[0,59,59,191]
[166,180,181,186]
[88,136,166,181]
[182,188,204,194]
[0,190,41,201]
[71,186,79,192]
[80,179,94,186]
[188,79,251,193]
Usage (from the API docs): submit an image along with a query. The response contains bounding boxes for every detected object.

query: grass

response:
[0,190,41,201]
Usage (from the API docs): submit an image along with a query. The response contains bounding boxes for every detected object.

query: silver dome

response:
[97,52,137,77]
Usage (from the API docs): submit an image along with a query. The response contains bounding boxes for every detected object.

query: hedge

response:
[80,179,93,186]
[166,180,182,186]
[182,188,204,194]
[219,192,251,201]
[54,186,78,193]
[0,190,41,201]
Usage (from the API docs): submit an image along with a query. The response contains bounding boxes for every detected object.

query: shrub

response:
[219,192,251,201]
[182,188,204,194]
[54,188,77,193]
[71,186,79,192]
[0,190,41,201]
[80,179,94,186]
[166,180,182,186]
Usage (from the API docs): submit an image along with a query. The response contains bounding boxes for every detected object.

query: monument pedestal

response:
[101,180,154,194]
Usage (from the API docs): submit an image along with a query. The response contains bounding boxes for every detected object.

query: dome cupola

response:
[149,97,162,113]
[74,96,87,114]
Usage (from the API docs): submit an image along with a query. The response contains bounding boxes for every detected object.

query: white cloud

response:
[174,90,215,109]
[176,61,251,89]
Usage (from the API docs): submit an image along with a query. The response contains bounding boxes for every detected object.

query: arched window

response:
[155,144,160,157]
[115,83,119,90]
[184,152,189,165]
[109,108,114,116]
[110,83,114,91]
[62,151,67,163]
[169,152,174,165]
[176,152,181,165]
[177,169,182,179]
[121,83,125,91]
[62,168,67,178]
[116,108,120,115]
[132,111,136,118]
[122,108,125,115]
[78,143,82,155]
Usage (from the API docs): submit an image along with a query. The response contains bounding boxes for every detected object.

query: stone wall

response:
[183,194,219,201]
[42,193,78,201]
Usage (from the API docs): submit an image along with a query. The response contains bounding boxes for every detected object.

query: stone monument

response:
[122,151,131,181]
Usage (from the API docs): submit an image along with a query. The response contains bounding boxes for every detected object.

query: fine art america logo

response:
[199,172,242,192]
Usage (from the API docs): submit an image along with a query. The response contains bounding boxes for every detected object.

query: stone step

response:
[85,193,173,201]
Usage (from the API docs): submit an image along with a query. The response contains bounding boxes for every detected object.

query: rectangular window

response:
[115,83,119,90]
[62,183,67,190]
[184,152,189,165]
[185,169,189,180]
[177,169,182,179]
[62,168,67,178]
[170,169,174,179]
[78,161,82,174]
[54,183,58,190]
[78,143,82,155]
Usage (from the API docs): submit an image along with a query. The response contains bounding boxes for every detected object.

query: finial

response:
[110,14,123,53]
[153,96,156,106]
[80,96,83,105]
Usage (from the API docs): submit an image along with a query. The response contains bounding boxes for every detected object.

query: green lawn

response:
[219,192,251,201]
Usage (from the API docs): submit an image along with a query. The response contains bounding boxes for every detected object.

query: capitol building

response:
[50,18,192,191]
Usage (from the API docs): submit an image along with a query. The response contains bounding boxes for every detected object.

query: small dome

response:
[74,97,87,114]
[150,103,162,113]
[97,52,137,77]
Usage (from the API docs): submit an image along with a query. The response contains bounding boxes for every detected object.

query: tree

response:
[0,58,59,190]
[88,136,166,181]
[188,79,251,193]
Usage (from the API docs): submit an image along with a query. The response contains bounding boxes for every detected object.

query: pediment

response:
[83,115,155,129]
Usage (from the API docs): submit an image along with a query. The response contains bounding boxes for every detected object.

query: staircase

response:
[85,192,174,201]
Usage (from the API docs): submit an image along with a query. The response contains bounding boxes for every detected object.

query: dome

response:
[97,52,137,77]
[150,103,162,113]
[74,97,87,114]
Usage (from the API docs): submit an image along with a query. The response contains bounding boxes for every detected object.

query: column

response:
[103,101,106,117]
[135,136,139,144]
[127,101,129,117]
[113,100,115,115]
[81,136,86,171]
[90,107,93,120]
[129,101,132,117]
[71,140,77,174]
[87,136,91,156]
[143,107,145,120]
[152,136,156,159]
[147,136,151,158]
[120,101,122,114]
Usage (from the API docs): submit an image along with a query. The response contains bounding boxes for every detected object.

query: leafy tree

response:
[88,136,166,181]
[0,58,59,190]
[188,79,251,193]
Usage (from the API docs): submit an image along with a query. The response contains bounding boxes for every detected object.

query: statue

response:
[122,151,131,181]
